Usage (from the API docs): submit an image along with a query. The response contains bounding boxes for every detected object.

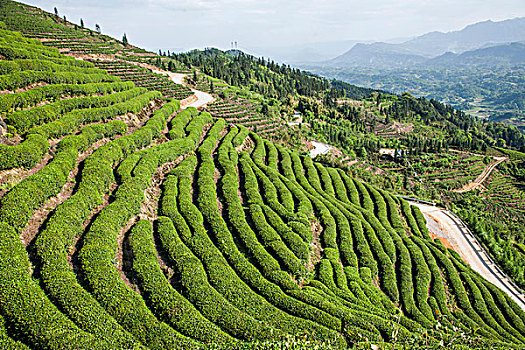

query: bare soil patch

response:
[117,216,141,293]
[140,156,186,222]
[235,135,254,153]
[180,94,198,108]
[0,153,53,197]
[306,218,323,273]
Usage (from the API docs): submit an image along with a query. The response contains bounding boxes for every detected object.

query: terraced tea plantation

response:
[205,97,284,135]
[0,0,156,59]
[484,169,525,211]
[413,154,486,190]
[0,1,193,102]
[2,23,525,349]
[91,60,193,101]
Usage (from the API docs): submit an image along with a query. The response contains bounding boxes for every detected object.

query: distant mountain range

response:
[427,42,525,67]
[299,18,525,127]
[242,40,370,64]
[323,17,525,69]
[241,36,414,65]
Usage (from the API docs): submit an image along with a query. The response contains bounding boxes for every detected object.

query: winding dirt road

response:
[407,199,525,311]
[454,157,507,193]
[150,69,215,109]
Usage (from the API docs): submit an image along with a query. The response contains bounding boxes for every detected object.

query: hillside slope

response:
[1,13,525,349]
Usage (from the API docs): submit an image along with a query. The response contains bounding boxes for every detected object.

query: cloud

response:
[243,9,276,15]
[146,0,218,11]
[16,0,525,51]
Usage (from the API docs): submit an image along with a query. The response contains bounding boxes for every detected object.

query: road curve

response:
[185,88,214,109]
[407,200,525,311]
[150,69,215,109]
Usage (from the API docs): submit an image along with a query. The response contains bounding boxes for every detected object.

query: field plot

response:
[205,97,284,135]
[374,122,414,138]
[92,60,193,100]
[413,154,486,190]
[484,169,525,210]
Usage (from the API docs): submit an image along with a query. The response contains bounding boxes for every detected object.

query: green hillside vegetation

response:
[0,0,193,102]
[169,49,525,152]
[167,36,525,317]
[172,48,376,100]
[1,0,525,348]
[310,64,525,127]
[0,0,155,57]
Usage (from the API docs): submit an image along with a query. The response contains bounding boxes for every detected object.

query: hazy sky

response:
[18,0,525,53]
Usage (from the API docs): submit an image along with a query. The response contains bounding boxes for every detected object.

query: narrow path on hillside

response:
[454,157,507,193]
[150,69,215,109]
[404,198,525,311]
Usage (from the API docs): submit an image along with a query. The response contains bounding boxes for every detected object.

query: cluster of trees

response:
[380,93,525,152]
[169,49,375,101]
[158,47,525,158]
[171,49,327,99]
[456,195,525,289]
